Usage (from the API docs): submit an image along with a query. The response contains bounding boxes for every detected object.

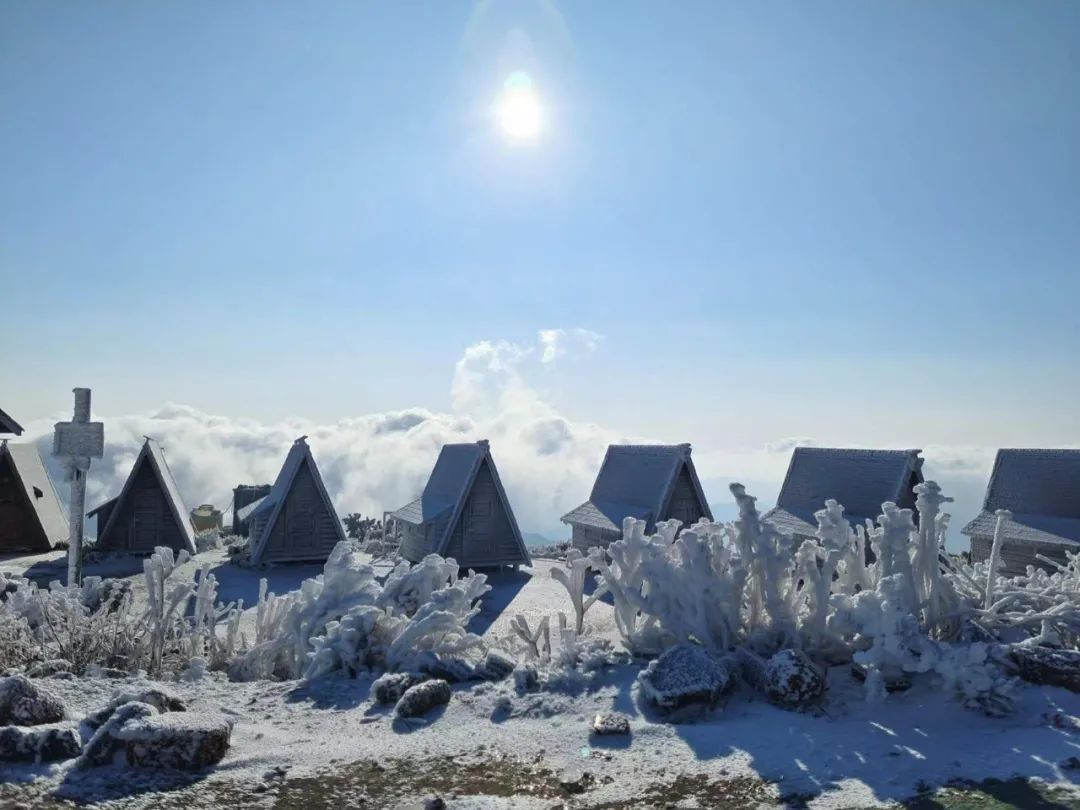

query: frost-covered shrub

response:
[551,549,607,634]
[229,543,491,682]
[0,547,240,678]
[0,611,39,672]
[567,479,1024,712]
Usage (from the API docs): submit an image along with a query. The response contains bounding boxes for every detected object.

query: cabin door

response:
[0,502,21,548]
[285,496,317,551]
[0,469,21,547]
[132,491,158,549]
[465,495,495,556]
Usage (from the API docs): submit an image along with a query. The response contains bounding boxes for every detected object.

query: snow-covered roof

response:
[561,444,712,532]
[961,449,1080,547]
[389,440,531,564]
[764,447,924,537]
[235,495,267,523]
[87,495,118,519]
[99,438,196,554]
[0,407,23,436]
[0,441,68,546]
[248,437,347,564]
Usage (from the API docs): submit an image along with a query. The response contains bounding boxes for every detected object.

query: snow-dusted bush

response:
[566,479,1025,713]
[229,543,491,682]
[0,547,241,678]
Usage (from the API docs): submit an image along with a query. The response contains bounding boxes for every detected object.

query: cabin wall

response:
[970,534,1071,577]
[571,524,619,553]
[257,460,342,563]
[97,461,186,554]
[0,452,48,552]
[662,465,707,529]
[445,460,527,567]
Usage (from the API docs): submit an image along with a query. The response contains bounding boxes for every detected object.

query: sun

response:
[494,71,544,143]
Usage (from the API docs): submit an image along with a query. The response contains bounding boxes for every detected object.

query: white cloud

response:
[23,329,627,539]
[537,328,602,364]
[17,331,1035,550]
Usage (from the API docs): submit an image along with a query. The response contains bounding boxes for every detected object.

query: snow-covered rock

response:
[1009,646,1080,693]
[0,722,81,763]
[82,686,187,738]
[114,710,234,770]
[26,659,74,679]
[0,674,66,726]
[638,645,730,712]
[395,679,451,718]
[477,649,516,681]
[78,700,232,770]
[78,701,158,768]
[764,649,826,707]
[372,672,429,705]
[591,711,630,736]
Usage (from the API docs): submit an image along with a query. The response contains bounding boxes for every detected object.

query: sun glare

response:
[495,71,544,143]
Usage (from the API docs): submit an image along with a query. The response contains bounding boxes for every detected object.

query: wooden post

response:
[52,388,104,587]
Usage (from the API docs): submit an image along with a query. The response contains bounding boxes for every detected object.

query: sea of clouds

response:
[18,328,1013,550]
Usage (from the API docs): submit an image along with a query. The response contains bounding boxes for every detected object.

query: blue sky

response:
[3,1,1079,459]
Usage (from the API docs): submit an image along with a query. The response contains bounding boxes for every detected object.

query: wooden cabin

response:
[0,407,24,436]
[561,444,712,553]
[763,447,924,544]
[0,441,68,552]
[388,440,531,569]
[91,438,196,555]
[231,483,271,536]
[246,437,346,565]
[962,449,1080,577]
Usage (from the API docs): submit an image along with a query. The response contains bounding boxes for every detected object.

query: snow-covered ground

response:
[2,553,1080,808]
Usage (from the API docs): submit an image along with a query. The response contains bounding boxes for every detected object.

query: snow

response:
[4,482,1080,805]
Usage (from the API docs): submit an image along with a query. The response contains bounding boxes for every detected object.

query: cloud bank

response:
[24,330,627,539]
[18,329,1039,549]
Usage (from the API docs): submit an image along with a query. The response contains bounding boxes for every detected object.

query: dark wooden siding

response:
[970,535,1072,578]
[399,521,431,562]
[97,460,187,554]
[447,460,527,567]
[662,464,707,529]
[572,524,619,554]
[259,460,341,563]
[0,452,49,552]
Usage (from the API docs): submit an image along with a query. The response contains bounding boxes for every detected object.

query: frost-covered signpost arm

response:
[52,388,104,587]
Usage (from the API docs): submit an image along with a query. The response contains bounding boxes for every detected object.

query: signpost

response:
[52,388,104,587]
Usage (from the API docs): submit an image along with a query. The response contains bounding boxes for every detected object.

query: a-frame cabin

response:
[0,441,69,552]
[389,440,532,569]
[93,438,196,555]
[561,444,713,553]
[246,437,347,565]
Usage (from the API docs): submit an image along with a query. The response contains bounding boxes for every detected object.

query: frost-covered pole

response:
[984,509,1012,610]
[913,481,953,608]
[52,388,104,587]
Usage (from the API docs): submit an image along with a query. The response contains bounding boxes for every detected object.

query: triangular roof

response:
[560,444,713,532]
[764,447,924,537]
[0,441,69,548]
[98,438,196,554]
[0,407,23,436]
[248,437,347,564]
[961,449,1080,547]
[390,440,532,565]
